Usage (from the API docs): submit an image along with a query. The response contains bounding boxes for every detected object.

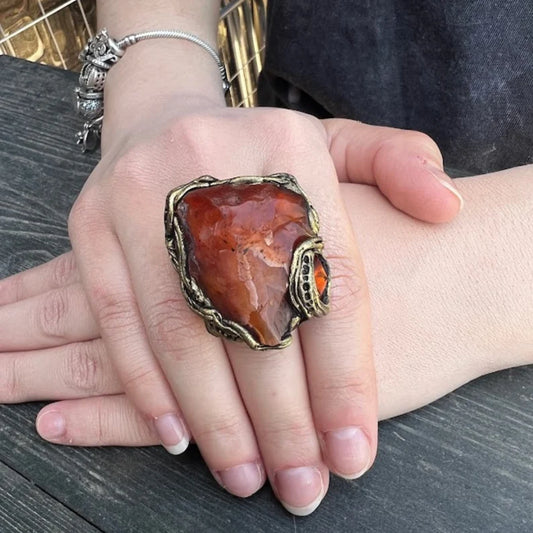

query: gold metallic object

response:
[165,174,331,351]
[0,0,266,109]
[0,0,95,70]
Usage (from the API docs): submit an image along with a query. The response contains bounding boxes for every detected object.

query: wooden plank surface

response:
[0,461,100,533]
[0,55,532,533]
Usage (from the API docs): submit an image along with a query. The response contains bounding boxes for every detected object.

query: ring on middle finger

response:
[165,173,330,351]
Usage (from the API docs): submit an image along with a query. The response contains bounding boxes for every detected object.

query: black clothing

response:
[259,1,533,174]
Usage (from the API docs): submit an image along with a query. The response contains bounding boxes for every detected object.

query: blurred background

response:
[0,0,266,107]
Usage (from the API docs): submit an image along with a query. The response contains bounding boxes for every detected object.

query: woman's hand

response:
[83,106,467,511]
[0,105,461,513]
[0,19,464,511]
[1,0,528,516]
[2,167,530,454]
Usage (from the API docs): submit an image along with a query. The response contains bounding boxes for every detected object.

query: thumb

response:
[322,118,464,223]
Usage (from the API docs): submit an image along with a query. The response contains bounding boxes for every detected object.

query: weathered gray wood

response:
[0,55,532,533]
[0,461,101,533]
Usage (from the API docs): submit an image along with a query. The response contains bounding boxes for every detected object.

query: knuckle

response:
[328,255,369,320]
[260,109,310,146]
[93,395,153,445]
[35,288,68,339]
[318,373,374,406]
[0,356,19,401]
[52,253,76,288]
[402,129,439,150]
[379,130,441,160]
[194,414,244,445]
[145,297,200,352]
[67,196,85,229]
[68,192,93,227]
[91,396,108,445]
[63,341,102,394]
[122,366,160,395]
[167,115,219,169]
[261,416,316,446]
[172,113,215,143]
[90,286,139,336]
[259,107,300,129]
[7,272,24,303]
[68,191,103,239]
[267,110,325,161]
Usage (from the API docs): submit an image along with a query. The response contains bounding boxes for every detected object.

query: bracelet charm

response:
[75,30,123,151]
[75,28,230,152]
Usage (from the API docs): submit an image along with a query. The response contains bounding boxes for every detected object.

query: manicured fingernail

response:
[274,466,325,516]
[426,165,464,210]
[154,414,189,455]
[37,411,66,440]
[324,426,371,479]
[214,462,264,498]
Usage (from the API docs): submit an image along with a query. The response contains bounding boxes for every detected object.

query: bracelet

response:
[74,29,230,152]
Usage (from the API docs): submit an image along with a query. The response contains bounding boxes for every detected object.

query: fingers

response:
[68,213,188,455]
[115,210,265,498]
[269,141,378,481]
[323,118,463,223]
[0,340,122,403]
[298,174,378,477]
[0,252,78,306]
[36,395,159,447]
[0,283,98,352]
[72,188,266,497]
[227,339,329,516]
[300,249,377,479]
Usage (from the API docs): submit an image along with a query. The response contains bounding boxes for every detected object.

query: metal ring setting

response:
[165,173,330,351]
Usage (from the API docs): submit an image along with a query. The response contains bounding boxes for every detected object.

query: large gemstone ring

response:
[165,174,330,350]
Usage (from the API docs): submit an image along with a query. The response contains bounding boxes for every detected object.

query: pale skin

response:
[1,168,532,440]
[3,0,531,517]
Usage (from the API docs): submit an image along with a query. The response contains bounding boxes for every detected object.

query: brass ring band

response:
[165,173,330,350]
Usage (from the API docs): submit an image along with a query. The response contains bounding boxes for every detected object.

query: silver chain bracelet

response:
[74,29,230,152]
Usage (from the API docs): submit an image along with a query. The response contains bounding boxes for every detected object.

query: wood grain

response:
[0,461,100,533]
[0,55,531,533]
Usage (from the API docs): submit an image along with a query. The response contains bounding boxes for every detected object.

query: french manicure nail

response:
[37,411,66,440]
[324,426,371,480]
[214,462,263,498]
[154,414,189,455]
[274,466,324,516]
[425,165,465,210]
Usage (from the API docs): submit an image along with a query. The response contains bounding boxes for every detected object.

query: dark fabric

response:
[258,0,533,175]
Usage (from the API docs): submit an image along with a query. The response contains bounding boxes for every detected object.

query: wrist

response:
[95,1,227,147]
[101,38,227,148]
[452,171,533,373]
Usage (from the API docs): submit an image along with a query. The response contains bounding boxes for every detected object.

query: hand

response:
[2,166,531,428]
[0,99,461,514]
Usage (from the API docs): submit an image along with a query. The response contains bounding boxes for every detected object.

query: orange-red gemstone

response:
[314,257,328,298]
[177,182,315,347]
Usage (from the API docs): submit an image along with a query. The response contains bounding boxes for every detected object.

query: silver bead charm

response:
[75,30,124,152]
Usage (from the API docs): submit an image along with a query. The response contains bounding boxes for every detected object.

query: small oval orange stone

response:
[313,257,328,298]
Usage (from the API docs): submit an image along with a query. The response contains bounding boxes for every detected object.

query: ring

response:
[165,173,330,350]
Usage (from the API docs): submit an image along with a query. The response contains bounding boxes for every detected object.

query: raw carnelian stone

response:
[177,182,315,347]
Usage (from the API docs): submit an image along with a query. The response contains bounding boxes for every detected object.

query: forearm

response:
[342,166,533,419]
[96,0,225,146]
